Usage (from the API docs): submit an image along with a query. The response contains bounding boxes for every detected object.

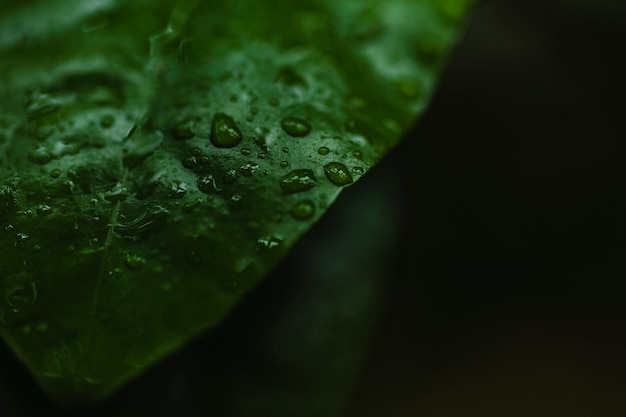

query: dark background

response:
[345,0,626,416]
[2,0,626,415]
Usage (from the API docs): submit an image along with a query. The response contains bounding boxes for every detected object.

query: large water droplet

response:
[318,146,330,155]
[292,200,315,220]
[280,169,317,194]
[324,162,353,186]
[281,117,311,137]
[210,113,242,148]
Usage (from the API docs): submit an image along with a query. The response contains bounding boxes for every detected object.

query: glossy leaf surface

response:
[0,0,473,403]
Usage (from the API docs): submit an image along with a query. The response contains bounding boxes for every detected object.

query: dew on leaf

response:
[292,199,315,220]
[104,183,129,202]
[36,205,53,216]
[252,127,270,151]
[240,148,252,156]
[281,117,311,137]
[256,235,283,252]
[324,162,353,186]
[197,174,221,194]
[210,113,242,148]
[353,166,365,175]
[49,169,61,178]
[239,161,259,177]
[318,146,329,155]
[280,161,289,168]
[223,168,238,183]
[280,169,317,194]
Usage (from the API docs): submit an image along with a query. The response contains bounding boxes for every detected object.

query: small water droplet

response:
[282,147,289,153]
[36,205,53,216]
[281,117,311,137]
[224,168,238,183]
[240,148,252,156]
[269,98,280,107]
[324,162,353,186]
[256,235,283,252]
[197,174,221,194]
[211,113,242,148]
[353,166,364,175]
[292,199,315,220]
[167,181,187,198]
[239,161,259,177]
[318,146,330,155]
[104,183,129,202]
[252,127,270,151]
[280,169,317,194]
[49,169,61,178]
[280,161,289,168]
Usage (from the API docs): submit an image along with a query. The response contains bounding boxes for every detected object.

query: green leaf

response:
[0,0,474,404]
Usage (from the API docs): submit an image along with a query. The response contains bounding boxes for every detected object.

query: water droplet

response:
[36,205,53,216]
[281,117,311,137]
[240,148,252,156]
[280,161,289,168]
[223,168,238,183]
[256,235,283,252]
[280,169,317,194]
[353,166,364,175]
[239,161,259,177]
[126,253,146,269]
[292,200,315,220]
[104,182,129,202]
[172,119,195,140]
[324,162,353,186]
[282,147,289,153]
[197,174,221,194]
[50,169,61,178]
[210,113,242,148]
[167,181,187,198]
[191,147,202,156]
[269,98,280,107]
[252,127,270,151]
[318,146,330,155]
[183,156,200,170]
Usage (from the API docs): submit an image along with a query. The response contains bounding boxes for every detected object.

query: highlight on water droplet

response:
[324,162,353,186]
[172,119,195,140]
[281,117,311,137]
[280,169,317,194]
[210,113,242,148]
[317,146,330,155]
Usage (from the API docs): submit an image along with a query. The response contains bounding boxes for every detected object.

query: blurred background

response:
[2,0,626,415]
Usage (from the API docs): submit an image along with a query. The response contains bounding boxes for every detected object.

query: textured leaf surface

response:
[0,0,473,403]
